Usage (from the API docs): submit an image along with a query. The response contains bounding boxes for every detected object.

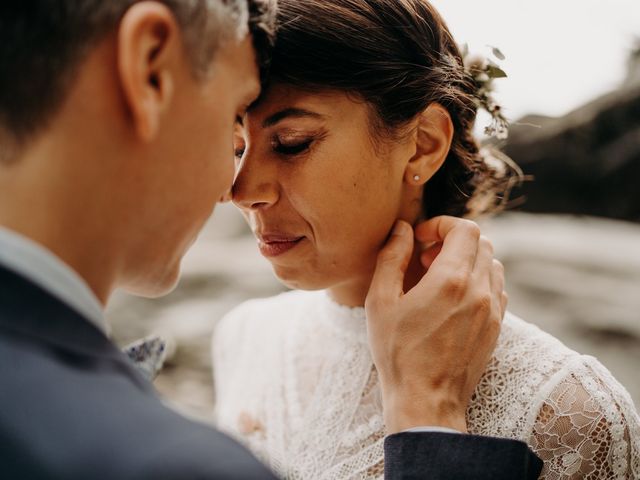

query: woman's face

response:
[232,85,419,294]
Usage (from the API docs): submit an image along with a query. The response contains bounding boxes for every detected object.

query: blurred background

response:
[107,1,640,423]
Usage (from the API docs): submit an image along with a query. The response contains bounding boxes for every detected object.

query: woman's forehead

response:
[245,85,365,123]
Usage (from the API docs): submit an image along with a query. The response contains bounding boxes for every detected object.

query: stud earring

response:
[413,175,421,182]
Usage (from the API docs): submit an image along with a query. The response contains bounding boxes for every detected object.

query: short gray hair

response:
[159,0,250,75]
[78,0,251,77]
[0,0,265,154]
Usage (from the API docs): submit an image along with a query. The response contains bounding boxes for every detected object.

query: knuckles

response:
[474,292,493,317]
[501,291,509,310]
[479,235,494,256]
[492,258,504,275]
[459,219,481,240]
[441,272,470,299]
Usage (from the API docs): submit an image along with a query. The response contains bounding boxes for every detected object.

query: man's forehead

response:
[245,79,261,106]
[221,37,261,97]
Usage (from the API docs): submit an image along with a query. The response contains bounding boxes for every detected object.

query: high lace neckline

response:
[317,290,369,344]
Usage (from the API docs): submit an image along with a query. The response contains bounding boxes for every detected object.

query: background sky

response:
[430,0,640,126]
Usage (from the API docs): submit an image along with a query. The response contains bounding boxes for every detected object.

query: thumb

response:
[368,221,414,304]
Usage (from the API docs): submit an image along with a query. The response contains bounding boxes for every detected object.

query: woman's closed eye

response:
[234,130,324,160]
[272,138,313,157]
[233,140,311,160]
[272,130,327,158]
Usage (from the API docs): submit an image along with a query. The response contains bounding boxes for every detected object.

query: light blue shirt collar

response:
[0,226,107,334]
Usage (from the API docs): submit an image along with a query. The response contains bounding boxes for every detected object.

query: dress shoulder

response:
[529,356,640,479]
[469,312,640,479]
[468,312,582,438]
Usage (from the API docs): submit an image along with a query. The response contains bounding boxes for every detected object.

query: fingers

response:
[415,217,480,274]
[368,220,415,303]
[419,242,443,270]
[490,259,508,318]
[478,259,506,375]
[475,236,507,322]
[414,218,507,323]
[501,290,509,317]
[471,236,493,287]
[415,216,479,243]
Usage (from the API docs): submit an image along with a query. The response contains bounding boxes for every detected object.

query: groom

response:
[0,1,541,479]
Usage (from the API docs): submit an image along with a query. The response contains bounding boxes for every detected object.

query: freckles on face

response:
[233,86,409,290]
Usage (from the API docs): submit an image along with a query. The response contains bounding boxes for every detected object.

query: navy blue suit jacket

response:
[0,266,542,479]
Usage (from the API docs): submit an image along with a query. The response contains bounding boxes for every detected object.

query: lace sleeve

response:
[530,359,640,479]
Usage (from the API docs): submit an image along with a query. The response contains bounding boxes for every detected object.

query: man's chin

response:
[121,265,181,299]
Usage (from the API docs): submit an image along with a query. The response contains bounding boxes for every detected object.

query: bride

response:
[212,0,640,478]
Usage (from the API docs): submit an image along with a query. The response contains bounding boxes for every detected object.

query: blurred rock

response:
[624,41,640,87]
[504,50,640,222]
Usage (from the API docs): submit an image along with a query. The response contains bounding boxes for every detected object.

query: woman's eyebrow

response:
[262,108,325,128]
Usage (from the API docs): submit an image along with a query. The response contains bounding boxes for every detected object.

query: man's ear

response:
[404,103,454,185]
[117,2,180,142]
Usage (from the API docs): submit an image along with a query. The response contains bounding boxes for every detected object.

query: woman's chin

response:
[122,262,181,299]
[272,266,329,292]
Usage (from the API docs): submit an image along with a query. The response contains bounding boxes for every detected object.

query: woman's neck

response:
[327,246,426,308]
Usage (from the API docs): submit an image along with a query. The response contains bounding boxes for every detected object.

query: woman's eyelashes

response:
[273,130,327,158]
[272,137,313,157]
[234,133,321,160]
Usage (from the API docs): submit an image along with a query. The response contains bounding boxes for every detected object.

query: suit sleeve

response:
[129,425,279,480]
[384,432,542,480]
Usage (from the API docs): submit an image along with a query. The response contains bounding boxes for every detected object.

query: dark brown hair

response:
[267,0,518,218]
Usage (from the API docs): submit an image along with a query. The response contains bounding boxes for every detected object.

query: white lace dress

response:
[213,290,640,479]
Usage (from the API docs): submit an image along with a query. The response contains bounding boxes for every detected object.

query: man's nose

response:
[219,187,232,203]
[232,154,279,211]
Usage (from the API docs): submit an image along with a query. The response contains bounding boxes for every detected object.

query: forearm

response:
[381,386,468,433]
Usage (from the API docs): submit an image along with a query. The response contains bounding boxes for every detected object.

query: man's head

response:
[0,0,274,152]
[0,1,274,301]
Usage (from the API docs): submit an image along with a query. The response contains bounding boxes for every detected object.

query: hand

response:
[365,217,507,434]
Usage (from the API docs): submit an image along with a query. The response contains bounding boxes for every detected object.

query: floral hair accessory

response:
[461,44,509,140]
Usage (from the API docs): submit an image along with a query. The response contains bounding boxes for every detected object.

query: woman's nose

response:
[232,155,279,211]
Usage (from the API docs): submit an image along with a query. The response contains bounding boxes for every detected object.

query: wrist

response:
[382,387,468,434]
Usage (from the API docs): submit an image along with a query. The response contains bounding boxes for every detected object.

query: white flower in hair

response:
[461,44,509,140]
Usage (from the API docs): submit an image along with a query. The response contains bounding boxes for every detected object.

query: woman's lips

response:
[257,234,305,258]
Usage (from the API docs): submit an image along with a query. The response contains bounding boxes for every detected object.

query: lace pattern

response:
[213,290,640,479]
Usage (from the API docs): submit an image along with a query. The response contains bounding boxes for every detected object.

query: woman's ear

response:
[117,2,179,142]
[404,103,454,185]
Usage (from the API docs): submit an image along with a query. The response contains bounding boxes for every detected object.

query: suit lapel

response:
[0,265,153,392]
